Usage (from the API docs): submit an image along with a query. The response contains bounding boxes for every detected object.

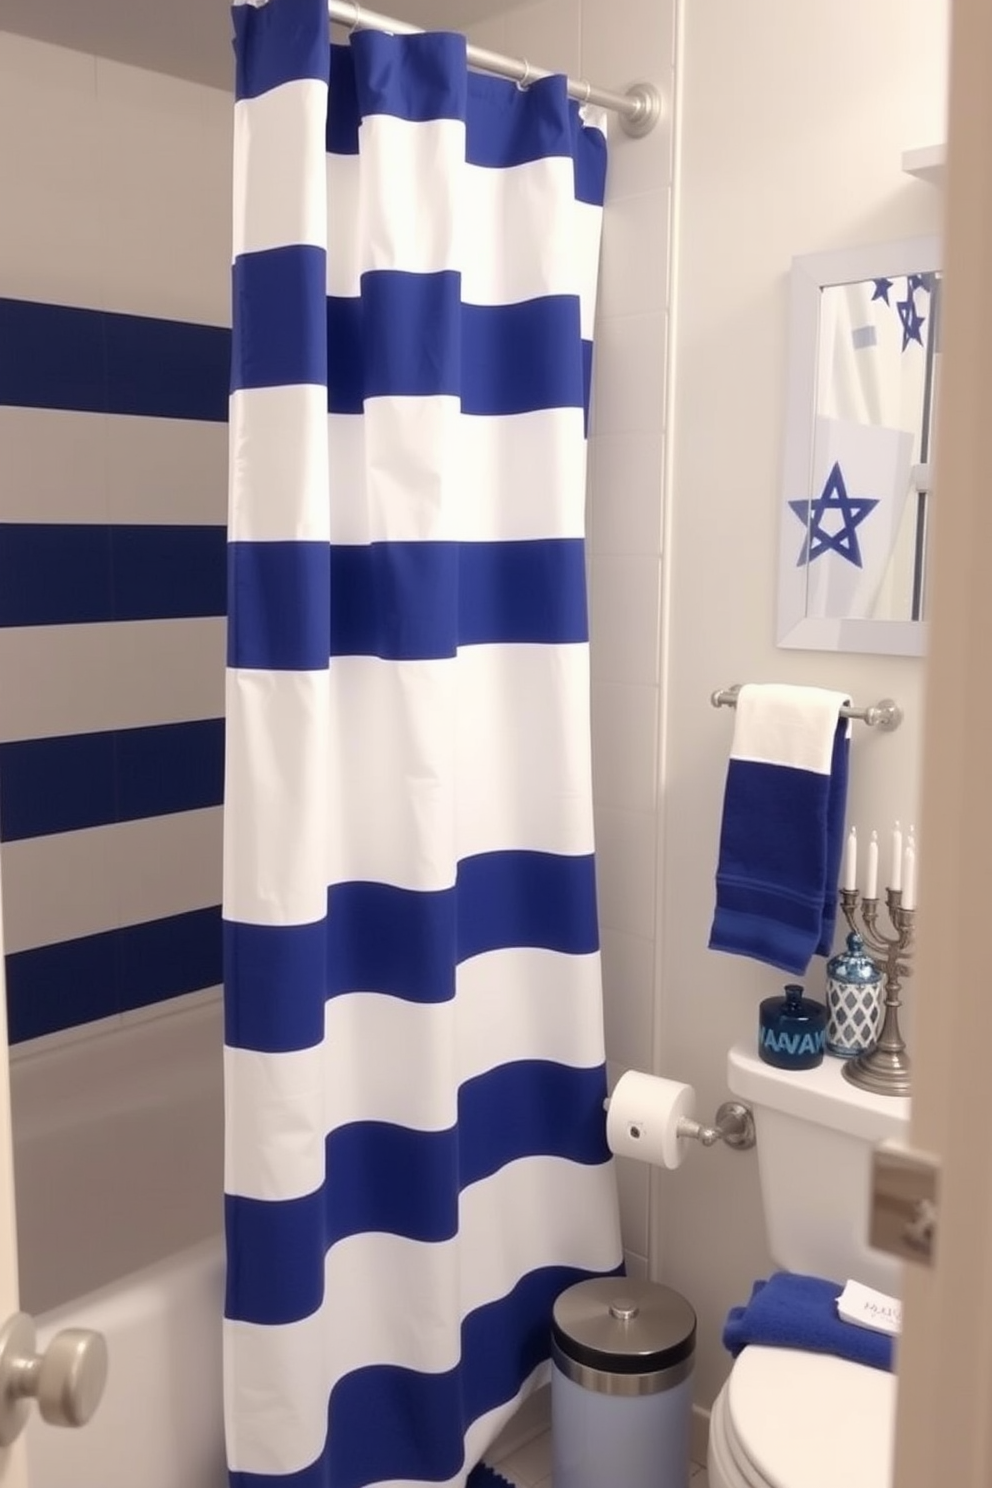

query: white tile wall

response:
[1,828,117,956]
[591,311,667,436]
[579,0,674,1315]
[590,683,658,815]
[599,927,654,1069]
[0,31,231,322]
[503,0,581,80]
[0,619,226,744]
[104,416,229,526]
[0,407,228,527]
[593,804,657,941]
[95,56,232,325]
[462,14,509,54]
[1,807,222,956]
[589,431,665,556]
[0,408,107,525]
[0,36,104,308]
[0,31,232,1042]
[614,1149,650,1256]
[111,808,223,929]
[590,554,662,687]
[597,188,670,319]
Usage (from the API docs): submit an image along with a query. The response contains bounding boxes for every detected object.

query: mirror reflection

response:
[794,271,942,625]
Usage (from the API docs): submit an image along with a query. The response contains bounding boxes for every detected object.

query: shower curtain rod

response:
[328,0,663,136]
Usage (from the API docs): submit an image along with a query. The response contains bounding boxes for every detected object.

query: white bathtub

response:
[10,997,226,1488]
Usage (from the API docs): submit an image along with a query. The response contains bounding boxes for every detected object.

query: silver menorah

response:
[837,888,914,1097]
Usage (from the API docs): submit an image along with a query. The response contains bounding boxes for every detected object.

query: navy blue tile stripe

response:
[0,524,226,627]
[0,299,229,422]
[0,719,224,842]
[327,34,608,206]
[224,849,598,1054]
[227,1261,621,1488]
[228,537,588,669]
[6,906,222,1044]
[225,1060,610,1324]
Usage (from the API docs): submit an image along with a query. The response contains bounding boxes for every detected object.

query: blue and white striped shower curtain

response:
[224,3,622,1483]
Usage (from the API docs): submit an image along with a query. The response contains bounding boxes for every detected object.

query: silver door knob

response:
[0,1312,108,1445]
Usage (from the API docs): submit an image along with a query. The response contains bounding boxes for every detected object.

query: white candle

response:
[842,826,857,891]
[890,821,903,893]
[902,829,917,910]
[866,830,879,900]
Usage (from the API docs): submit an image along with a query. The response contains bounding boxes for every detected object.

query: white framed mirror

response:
[777,235,941,656]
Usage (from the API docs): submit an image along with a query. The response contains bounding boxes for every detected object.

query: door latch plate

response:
[870,1142,940,1267]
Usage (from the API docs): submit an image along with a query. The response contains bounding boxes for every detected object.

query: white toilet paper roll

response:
[606,1071,697,1170]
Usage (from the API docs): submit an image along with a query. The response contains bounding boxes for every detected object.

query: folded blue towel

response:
[709,684,851,975]
[723,1272,894,1372]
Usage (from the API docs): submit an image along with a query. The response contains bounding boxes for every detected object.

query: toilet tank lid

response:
[728,1346,895,1488]
[727,1044,909,1143]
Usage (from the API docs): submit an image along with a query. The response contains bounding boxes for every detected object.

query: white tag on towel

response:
[837,1279,902,1336]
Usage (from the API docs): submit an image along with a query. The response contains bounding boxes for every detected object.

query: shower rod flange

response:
[620,83,664,138]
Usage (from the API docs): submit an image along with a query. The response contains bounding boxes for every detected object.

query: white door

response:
[0,848,30,1487]
[654,0,992,1463]
[889,0,992,1484]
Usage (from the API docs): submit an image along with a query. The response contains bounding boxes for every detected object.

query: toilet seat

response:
[709,1346,896,1488]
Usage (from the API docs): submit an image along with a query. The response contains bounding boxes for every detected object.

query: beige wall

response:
[661,0,948,1406]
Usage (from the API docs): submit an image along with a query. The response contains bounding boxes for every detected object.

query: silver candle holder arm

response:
[710,685,903,731]
[838,889,914,1097]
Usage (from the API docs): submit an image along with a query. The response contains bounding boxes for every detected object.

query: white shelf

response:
[902,143,946,186]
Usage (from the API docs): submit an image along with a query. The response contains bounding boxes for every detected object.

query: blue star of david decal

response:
[871,278,893,304]
[789,461,879,568]
[896,292,926,349]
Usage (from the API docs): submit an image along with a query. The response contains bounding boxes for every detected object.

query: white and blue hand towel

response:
[709,685,851,975]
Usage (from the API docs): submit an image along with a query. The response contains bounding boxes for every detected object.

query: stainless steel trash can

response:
[551,1277,696,1488]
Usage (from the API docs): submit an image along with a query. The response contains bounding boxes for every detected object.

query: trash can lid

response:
[552,1277,696,1377]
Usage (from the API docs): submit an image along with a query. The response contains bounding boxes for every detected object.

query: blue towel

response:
[723,1272,894,1372]
[709,684,851,975]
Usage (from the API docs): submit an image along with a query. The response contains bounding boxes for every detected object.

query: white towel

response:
[709,684,852,975]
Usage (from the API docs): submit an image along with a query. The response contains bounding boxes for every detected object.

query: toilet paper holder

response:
[602,1096,756,1152]
[676,1102,755,1151]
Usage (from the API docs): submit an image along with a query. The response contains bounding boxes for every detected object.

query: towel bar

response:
[711,685,902,731]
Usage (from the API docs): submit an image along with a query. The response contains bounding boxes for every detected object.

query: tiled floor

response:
[491,1426,709,1487]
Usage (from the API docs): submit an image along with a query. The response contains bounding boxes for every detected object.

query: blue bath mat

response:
[468,1466,514,1487]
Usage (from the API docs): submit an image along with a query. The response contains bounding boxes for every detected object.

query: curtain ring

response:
[349,3,364,34]
[579,78,592,104]
[516,58,533,90]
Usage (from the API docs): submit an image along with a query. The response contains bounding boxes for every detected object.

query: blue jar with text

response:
[758,984,827,1070]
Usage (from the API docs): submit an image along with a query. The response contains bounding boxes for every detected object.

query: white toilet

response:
[707,1044,910,1488]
